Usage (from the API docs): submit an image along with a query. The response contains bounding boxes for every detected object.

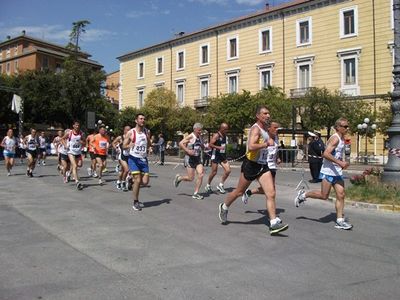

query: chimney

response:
[22,30,26,36]
[265,2,269,10]
[6,35,11,40]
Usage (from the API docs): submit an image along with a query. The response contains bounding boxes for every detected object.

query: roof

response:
[34,46,102,67]
[117,0,312,60]
[106,70,119,76]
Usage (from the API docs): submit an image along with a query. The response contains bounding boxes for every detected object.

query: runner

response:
[24,128,39,177]
[92,125,110,185]
[241,121,281,204]
[86,129,97,177]
[123,113,151,211]
[1,129,17,176]
[52,130,64,173]
[173,123,205,200]
[112,125,131,191]
[63,121,85,190]
[58,130,71,183]
[204,123,231,194]
[218,106,288,235]
[294,117,353,230]
[38,131,47,166]
[17,134,26,164]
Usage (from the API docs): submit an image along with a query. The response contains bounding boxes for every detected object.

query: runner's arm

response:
[208,133,222,150]
[247,126,268,151]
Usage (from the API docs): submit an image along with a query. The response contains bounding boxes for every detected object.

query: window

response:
[6,62,10,75]
[227,36,239,60]
[199,43,209,66]
[337,48,361,96]
[176,80,185,105]
[259,27,272,53]
[155,56,163,75]
[294,55,314,91]
[298,65,310,89]
[42,56,49,70]
[228,75,238,94]
[260,70,271,89]
[14,60,18,73]
[176,50,185,71]
[138,61,145,79]
[340,6,358,38]
[296,17,312,46]
[14,45,18,54]
[200,79,209,99]
[6,47,10,58]
[56,63,62,73]
[138,89,145,107]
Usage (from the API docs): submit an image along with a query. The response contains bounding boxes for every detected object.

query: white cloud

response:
[189,0,264,5]
[0,25,115,44]
[235,0,264,5]
[126,1,171,19]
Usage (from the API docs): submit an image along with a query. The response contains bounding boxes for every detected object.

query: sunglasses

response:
[339,125,349,129]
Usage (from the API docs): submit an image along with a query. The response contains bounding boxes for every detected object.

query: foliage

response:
[349,174,365,186]
[376,96,393,135]
[349,167,382,186]
[0,74,19,129]
[68,20,90,52]
[347,183,400,205]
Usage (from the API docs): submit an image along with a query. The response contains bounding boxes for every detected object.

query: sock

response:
[270,218,278,226]
[222,203,228,210]
[117,180,121,184]
[337,217,344,223]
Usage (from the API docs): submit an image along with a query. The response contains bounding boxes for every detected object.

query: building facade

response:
[117,0,394,159]
[105,70,120,109]
[0,32,102,75]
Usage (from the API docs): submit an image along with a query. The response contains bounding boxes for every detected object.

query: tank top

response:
[128,128,148,159]
[67,130,83,155]
[38,136,46,148]
[58,141,68,155]
[266,136,279,170]
[211,132,227,159]
[19,138,26,149]
[187,133,203,157]
[94,134,109,156]
[3,136,16,153]
[320,133,345,176]
[26,135,39,151]
[87,134,95,153]
[246,123,270,164]
[116,135,130,159]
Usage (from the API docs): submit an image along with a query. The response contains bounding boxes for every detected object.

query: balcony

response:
[194,97,209,108]
[290,87,312,98]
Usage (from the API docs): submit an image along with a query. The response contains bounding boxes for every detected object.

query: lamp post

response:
[382,0,400,183]
[357,118,377,164]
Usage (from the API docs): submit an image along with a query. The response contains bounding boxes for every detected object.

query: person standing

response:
[123,113,151,211]
[156,133,165,165]
[173,123,205,200]
[92,125,110,185]
[308,132,325,183]
[204,123,231,194]
[38,131,47,166]
[1,129,17,176]
[24,128,39,177]
[218,106,288,235]
[63,121,85,190]
[294,118,353,230]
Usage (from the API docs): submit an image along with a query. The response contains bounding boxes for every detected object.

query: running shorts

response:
[241,157,270,181]
[128,156,149,175]
[26,149,37,159]
[184,155,202,169]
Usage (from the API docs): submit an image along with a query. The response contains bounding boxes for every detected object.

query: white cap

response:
[308,131,316,137]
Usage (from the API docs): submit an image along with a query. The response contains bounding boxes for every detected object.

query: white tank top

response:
[128,128,148,159]
[320,133,345,176]
[67,130,83,155]
[39,136,46,148]
[58,141,68,155]
[266,137,279,169]
[3,136,16,153]
[187,133,203,157]
[26,135,38,151]
[19,138,26,149]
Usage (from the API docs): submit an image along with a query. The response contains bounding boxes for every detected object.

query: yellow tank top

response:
[246,123,270,163]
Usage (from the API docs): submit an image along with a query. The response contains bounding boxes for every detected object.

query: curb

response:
[328,197,400,213]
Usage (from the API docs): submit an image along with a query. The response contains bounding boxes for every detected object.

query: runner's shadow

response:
[296,212,336,223]
[229,208,286,225]
[37,174,59,178]
[143,199,171,208]
[244,208,286,215]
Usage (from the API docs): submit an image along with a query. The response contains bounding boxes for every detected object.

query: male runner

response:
[92,125,110,185]
[294,117,353,230]
[204,123,231,194]
[53,130,64,173]
[58,129,71,183]
[173,123,205,200]
[24,128,39,177]
[218,106,288,235]
[38,131,47,166]
[123,113,151,211]
[1,129,17,176]
[63,121,85,190]
[112,125,131,191]
[86,130,97,177]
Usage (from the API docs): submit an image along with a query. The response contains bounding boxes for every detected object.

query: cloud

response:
[126,1,171,19]
[188,0,228,4]
[0,25,115,44]
[235,0,264,5]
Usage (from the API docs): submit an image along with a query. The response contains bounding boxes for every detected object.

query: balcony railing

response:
[290,87,312,98]
[194,97,209,108]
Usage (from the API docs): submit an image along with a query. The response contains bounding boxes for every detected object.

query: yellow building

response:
[117,0,394,160]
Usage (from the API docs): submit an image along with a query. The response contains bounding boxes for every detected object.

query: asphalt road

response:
[0,158,399,300]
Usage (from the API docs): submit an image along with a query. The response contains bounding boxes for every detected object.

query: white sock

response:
[337,218,345,223]
[117,180,121,184]
[222,203,228,210]
[270,218,278,226]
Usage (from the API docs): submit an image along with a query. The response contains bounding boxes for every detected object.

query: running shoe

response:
[116,181,122,190]
[241,189,251,204]
[42,161,46,166]
[26,170,30,177]
[218,203,228,224]
[28,171,33,178]
[63,176,68,184]
[204,183,212,192]
[269,222,289,235]
[98,179,104,185]
[92,171,98,178]
[76,182,83,190]
[216,183,226,194]
[103,168,108,173]
[87,167,92,176]
[173,174,181,188]
[294,189,306,207]
[334,220,353,230]
[132,201,142,211]
[7,172,11,176]
[122,182,128,192]
[115,165,120,173]
[192,193,204,200]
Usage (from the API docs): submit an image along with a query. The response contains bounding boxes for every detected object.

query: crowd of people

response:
[1,107,353,235]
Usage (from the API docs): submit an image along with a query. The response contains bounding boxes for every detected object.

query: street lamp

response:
[382,0,400,183]
[357,118,377,164]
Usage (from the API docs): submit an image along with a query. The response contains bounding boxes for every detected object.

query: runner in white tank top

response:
[294,118,353,230]
[1,129,17,176]
[24,128,39,177]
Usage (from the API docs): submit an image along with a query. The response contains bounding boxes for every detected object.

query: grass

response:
[346,182,400,205]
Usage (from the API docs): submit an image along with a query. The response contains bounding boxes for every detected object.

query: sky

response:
[0,0,291,73]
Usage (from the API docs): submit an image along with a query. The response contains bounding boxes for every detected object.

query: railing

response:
[289,87,312,98]
[194,98,209,108]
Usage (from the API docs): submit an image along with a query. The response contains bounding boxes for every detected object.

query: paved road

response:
[0,158,399,300]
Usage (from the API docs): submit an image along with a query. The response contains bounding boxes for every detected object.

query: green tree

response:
[68,20,90,52]
[0,74,20,129]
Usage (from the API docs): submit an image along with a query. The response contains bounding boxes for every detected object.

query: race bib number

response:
[193,145,200,156]
[258,148,268,164]
[100,141,108,149]
[220,144,226,154]
[134,145,147,155]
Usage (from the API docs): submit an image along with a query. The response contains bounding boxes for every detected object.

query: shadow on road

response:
[228,208,286,226]
[143,199,171,208]
[296,212,336,224]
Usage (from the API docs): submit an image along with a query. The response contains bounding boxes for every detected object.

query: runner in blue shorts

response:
[1,129,17,176]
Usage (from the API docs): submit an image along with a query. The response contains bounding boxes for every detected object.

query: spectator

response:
[308,132,325,183]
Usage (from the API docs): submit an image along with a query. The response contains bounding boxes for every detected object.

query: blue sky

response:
[0,0,291,73]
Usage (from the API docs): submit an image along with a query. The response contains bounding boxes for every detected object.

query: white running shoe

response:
[204,183,212,192]
[87,167,92,176]
[216,183,226,194]
[242,189,250,204]
[294,189,306,207]
[92,171,98,178]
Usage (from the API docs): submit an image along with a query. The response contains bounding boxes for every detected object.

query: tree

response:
[0,74,20,129]
[68,20,90,52]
